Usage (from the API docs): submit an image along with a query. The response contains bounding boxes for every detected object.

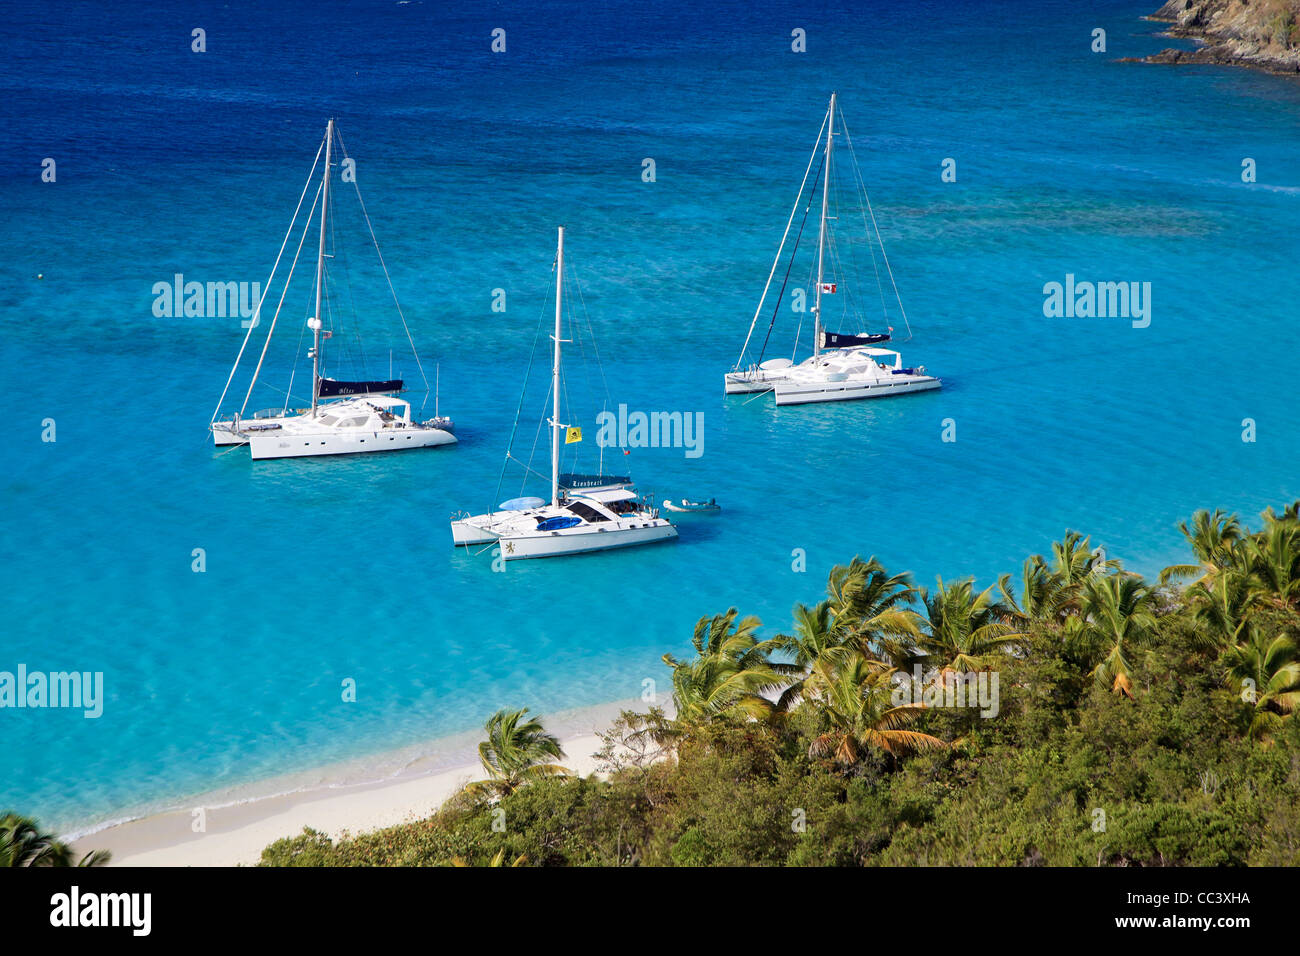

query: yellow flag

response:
[565,426,582,444]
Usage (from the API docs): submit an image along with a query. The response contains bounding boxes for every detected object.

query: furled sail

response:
[317,377,403,398]
[820,331,891,350]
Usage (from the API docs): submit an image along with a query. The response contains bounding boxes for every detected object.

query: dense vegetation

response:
[260,503,1300,866]
[12,505,1293,867]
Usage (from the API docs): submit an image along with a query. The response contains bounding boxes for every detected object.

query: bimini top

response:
[335,393,410,410]
[580,488,639,504]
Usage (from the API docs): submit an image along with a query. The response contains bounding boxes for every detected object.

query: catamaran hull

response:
[451,517,501,547]
[212,429,247,447]
[247,428,457,460]
[499,523,677,560]
[724,377,776,395]
[773,376,941,406]
[212,416,299,447]
[724,371,788,394]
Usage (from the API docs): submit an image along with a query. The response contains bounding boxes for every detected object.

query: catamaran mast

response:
[813,92,835,358]
[551,226,564,507]
[310,118,334,415]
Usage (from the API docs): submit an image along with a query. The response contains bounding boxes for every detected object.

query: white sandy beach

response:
[70,699,643,867]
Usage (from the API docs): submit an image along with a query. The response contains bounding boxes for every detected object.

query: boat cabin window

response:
[564,501,610,523]
[338,416,368,428]
[318,414,338,426]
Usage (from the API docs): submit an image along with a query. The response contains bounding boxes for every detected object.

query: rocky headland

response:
[1132,0,1300,74]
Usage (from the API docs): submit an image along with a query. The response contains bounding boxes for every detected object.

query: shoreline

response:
[50,527,1264,865]
[49,537,1231,863]
[1129,2,1300,76]
[68,696,646,867]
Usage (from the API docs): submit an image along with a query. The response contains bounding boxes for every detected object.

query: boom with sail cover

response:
[820,331,891,350]
[317,377,404,398]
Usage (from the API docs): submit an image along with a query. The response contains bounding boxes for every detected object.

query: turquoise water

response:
[3,0,1299,830]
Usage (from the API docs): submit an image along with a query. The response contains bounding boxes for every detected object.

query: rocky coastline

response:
[1129,0,1300,74]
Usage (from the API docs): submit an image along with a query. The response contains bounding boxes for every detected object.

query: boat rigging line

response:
[209,137,325,427]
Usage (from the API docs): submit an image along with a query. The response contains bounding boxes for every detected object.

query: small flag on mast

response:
[565,426,582,444]
[820,282,837,294]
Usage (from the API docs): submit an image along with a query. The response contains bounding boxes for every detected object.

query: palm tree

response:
[1172,507,1299,652]
[1001,532,1116,628]
[774,600,890,711]
[1278,501,1300,522]
[662,608,789,723]
[779,600,840,667]
[807,655,946,768]
[1075,573,1157,698]
[1185,564,1263,649]
[917,577,1020,673]
[467,708,570,798]
[0,812,110,867]
[1222,629,1300,741]
[1050,531,1116,589]
[1159,508,1243,586]
[826,556,921,664]
[999,556,1056,627]
[773,559,920,711]
[1241,515,1300,614]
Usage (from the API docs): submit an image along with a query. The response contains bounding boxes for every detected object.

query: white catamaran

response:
[210,119,455,459]
[450,227,677,561]
[724,93,940,406]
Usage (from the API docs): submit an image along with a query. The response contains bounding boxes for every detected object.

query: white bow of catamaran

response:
[450,226,676,561]
[724,92,940,405]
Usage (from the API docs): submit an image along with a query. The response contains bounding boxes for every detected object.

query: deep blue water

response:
[2,0,1299,830]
